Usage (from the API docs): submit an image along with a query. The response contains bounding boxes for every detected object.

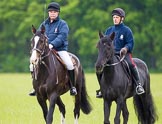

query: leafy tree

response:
[0,0,162,72]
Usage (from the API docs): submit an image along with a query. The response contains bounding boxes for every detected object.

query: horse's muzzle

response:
[30,57,39,65]
[30,50,40,65]
[95,65,104,74]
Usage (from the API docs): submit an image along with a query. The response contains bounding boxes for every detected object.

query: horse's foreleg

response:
[74,114,78,124]
[56,97,66,124]
[37,95,48,122]
[104,100,112,124]
[74,95,80,124]
[46,93,57,124]
[122,101,129,124]
[61,113,65,124]
[114,98,123,124]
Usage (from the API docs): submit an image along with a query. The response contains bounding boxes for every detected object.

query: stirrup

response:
[70,87,77,96]
[136,85,145,95]
[96,90,102,98]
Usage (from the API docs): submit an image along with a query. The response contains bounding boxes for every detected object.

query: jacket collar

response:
[114,23,124,29]
[45,16,60,24]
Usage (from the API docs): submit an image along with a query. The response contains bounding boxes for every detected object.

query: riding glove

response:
[49,44,53,49]
[120,47,127,58]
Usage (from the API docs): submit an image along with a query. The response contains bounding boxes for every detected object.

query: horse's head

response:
[30,25,49,66]
[95,31,115,73]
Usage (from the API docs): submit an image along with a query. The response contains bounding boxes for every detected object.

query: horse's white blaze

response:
[74,115,78,124]
[30,36,40,64]
[61,113,65,124]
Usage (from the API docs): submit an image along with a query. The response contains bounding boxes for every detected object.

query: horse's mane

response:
[101,36,112,43]
[35,31,42,36]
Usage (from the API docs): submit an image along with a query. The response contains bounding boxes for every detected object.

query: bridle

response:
[31,34,50,60]
[31,34,51,80]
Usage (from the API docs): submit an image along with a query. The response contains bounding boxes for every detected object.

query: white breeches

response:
[57,51,74,70]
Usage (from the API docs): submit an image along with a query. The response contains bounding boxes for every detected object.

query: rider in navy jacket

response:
[29,2,77,96]
[105,23,134,53]
[40,16,69,51]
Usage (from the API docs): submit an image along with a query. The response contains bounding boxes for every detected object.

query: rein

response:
[105,55,125,67]
[41,50,59,84]
[41,50,51,60]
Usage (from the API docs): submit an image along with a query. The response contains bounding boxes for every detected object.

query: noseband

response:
[32,48,44,55]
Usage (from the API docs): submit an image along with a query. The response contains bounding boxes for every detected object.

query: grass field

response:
[0,73,161,124]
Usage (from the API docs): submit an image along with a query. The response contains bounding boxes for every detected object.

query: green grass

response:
[0,73,161,124]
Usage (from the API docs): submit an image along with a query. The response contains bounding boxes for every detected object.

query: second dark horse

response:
[95,31,158,124]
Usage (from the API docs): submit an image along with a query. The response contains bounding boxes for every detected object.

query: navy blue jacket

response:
[39,17,69,51]
[105,23,134,53]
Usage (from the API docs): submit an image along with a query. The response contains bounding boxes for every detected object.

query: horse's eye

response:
[40,40,44,43]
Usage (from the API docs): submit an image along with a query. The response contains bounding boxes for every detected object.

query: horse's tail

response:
[80,69,92,114]
[133,92,158,124]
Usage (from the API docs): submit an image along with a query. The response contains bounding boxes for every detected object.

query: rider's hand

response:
[49,44,53,49]
[120,47,127,58]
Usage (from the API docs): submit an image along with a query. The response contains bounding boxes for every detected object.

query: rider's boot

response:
[132,66,145,95]
[68,70,77,96]
[96,73,103,98]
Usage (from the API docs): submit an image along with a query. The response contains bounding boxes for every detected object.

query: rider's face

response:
[48,10,59,21]
[113,15,123,25]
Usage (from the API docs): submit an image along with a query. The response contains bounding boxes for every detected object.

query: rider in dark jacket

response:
[96,8,145,98]
[105,23,133,53]
[29,2,77,96]
[40,16,68,51]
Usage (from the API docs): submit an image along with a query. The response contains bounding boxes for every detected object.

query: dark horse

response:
[95,31,158,124]
[29,25,92,124]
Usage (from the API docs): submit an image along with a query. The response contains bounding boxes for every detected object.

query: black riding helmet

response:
[112,8,125,18]
[48,2,60,12]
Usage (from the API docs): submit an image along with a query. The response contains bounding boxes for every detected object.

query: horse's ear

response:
[32,25,36,34]
[110,32,115,41]
[41,25,45,34]
[98,30,104,38]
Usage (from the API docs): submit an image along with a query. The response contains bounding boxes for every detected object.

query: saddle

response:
[51,50,77,68]
[116,55,133,82]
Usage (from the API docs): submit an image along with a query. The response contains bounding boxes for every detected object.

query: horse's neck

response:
[107,55,118,65]
[44,52,56,69]
[104,55,119,76]
[38,51,54,75]
[45,52,65,73]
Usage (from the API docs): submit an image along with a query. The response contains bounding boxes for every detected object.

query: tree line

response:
[0,0,162,72]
